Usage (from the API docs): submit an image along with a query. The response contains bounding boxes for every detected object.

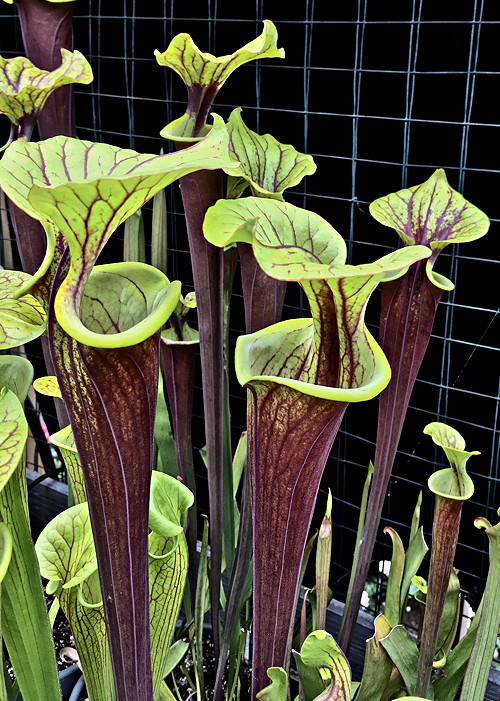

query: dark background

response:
[0,0,499,611]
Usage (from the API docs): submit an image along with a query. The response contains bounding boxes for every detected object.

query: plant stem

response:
[339,262,442,651]
[414,496,463,697]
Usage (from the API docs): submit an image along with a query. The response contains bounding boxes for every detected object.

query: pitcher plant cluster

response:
[0,9,497,701]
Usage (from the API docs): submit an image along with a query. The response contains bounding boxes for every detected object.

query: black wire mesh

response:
[0,0,499,617]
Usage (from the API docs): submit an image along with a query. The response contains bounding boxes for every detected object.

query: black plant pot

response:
[15,666,86,701]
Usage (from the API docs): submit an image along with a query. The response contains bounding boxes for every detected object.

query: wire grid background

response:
[0,0,499,613]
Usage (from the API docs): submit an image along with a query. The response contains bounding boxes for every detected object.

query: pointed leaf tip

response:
[369,168,490,254]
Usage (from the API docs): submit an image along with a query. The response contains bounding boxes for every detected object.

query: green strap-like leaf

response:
[384,527,405,627]
[354,614,394,701]
[0,49,93,126]
[0,388,28,493]
[399,525,428,620]
[459,515,500,701]
[156,21,284,139]
[0,522,12,582]
[0,420,60,701]
[380,625,421,698]
[49,425,86,504]
[35,501,97,590]
[224,108,316,200]
[424,422,478,500]
[300,630,352,701]
[0,270,46,349]
[369,169,490,254]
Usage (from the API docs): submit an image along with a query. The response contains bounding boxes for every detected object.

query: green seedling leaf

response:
[399,526,428,621]
[0,269,46,349]
[354,614,394,701]
[256,667,289,701]
[154,369,178,477]
[384,527,405,627]
[0,49,92,138]
[300,630,351,701]
[380,625,420,698]
[156,21,284,139]
[163,639,190,678]
[123,209,146,263]
[49,425,86,504]
[0,522,12,701]
[224,107,316,200]
[152,188,168,276]
[434,569,461,664]
[149,470,194,540]
[0,371,60,701]
[424,423,478,500]
[339,462,373,644]
[0,387,28,493]
[33,375,61,398]
[459,516,500,701]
